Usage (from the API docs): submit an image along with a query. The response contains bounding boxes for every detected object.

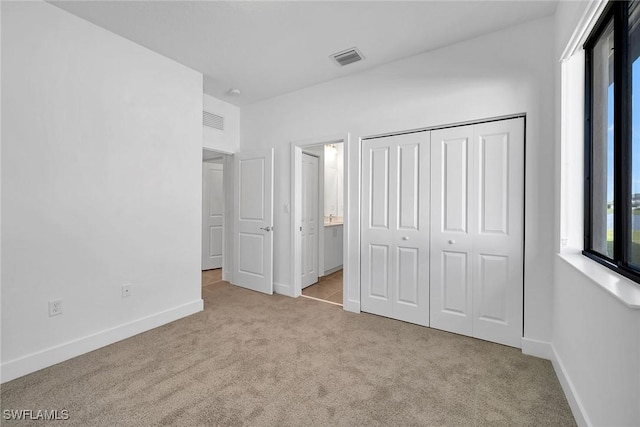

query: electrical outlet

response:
[121,284,131,298]
[49,299,63,317]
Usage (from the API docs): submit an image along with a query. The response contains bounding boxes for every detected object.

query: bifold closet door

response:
[361,133,430,327]
[429,126,475,337]
[430,118,524,348]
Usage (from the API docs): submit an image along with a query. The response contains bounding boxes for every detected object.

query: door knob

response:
[260,226,273,232]
[402,236,409,241]
[448,239,455,244]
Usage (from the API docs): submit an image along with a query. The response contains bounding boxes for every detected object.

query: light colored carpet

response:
[1,280,575,426]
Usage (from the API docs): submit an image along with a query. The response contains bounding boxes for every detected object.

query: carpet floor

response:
[1,280,575,426]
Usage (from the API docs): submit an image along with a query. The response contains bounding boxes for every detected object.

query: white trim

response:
[551,344,592,427]
[273,282,290,296]
[291,145,303,298]
[323,265,343,276]
[342,135,352,308]
[521,337,553,360]
[291,133,346,147]
[1,299,203,384]
[558,251,640,309]
[222,153,234,283]
[344,299,360,313]
[560,0,608,62]
[361,113,526,141]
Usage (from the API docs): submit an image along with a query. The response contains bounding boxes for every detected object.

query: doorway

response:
[202,148,229,290]
[292,136,347,306]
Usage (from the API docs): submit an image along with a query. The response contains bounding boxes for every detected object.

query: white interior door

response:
[361,132,430,327]
[232,149,274,295]
[430,118,524,348]
[301,153,319,288]
[202,162,224,270]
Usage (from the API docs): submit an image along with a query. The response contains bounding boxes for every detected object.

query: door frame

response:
[291,133,349,302]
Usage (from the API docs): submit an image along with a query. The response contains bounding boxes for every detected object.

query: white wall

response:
[552,2,640,426]
[324,143,344,219]
[241,16,556,343]
[553,257,640,426]
[1,2,203,382]
[203,94,240,154]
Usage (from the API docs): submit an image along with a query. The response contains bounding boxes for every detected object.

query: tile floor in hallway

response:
[301,269,343,305]
[202,268,229,298]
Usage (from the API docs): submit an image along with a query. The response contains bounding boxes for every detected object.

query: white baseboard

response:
[274,282,292,296]
[322,265,343,276]
[551,344,592,427]
[344,299,360,313]
[222,270,231,282]
[521,338,590,426]
[521,337,553,360]
[1,299,204,384]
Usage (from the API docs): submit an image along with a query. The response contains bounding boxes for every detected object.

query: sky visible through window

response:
[610,59,640,202]
[607,83,614,203]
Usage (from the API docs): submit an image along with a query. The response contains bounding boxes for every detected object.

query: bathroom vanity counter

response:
[324,223,343,274]
[324,216,343,227]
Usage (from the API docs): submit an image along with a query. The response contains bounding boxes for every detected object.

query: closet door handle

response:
[260,226,273,232]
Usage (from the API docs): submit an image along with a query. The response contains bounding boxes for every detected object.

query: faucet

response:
[329,214,334,223]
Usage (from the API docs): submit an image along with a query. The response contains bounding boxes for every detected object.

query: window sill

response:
[558,249,640,309]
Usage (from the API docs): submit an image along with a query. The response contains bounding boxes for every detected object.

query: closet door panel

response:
[441,251,469,314]
[430,126,474,335]
[472,118,524,348]
[393,138,429,326]
[478,133,509,235]
[398,143,420,231]
[443,137,469,233]
[361,138,396,318]
[396,246,419,305]
[368,244,390,299]
[361,133,429,326]
[370,147,391,230]
[476,254,509,323]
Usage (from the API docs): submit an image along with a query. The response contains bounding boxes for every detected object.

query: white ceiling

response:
[51,1,558,106]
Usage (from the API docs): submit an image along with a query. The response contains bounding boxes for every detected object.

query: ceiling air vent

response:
[203,111,224,131]
[331,47,364,67]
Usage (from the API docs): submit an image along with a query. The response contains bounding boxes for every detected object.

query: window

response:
[584,0,640,282]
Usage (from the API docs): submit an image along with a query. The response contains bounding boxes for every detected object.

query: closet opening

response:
[360,115,525,348]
